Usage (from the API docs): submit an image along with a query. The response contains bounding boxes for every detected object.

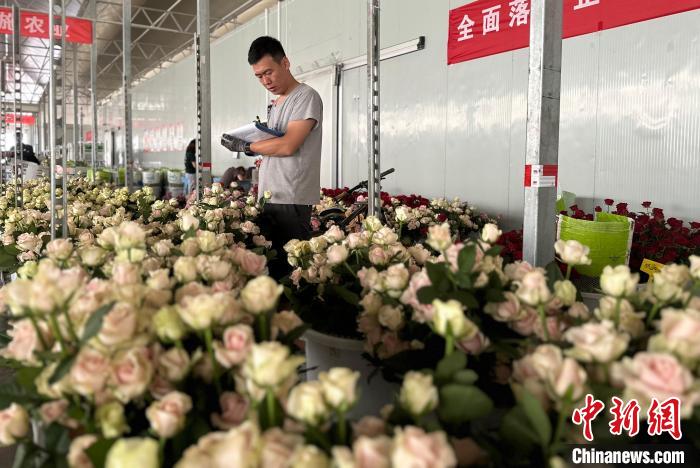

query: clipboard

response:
[223,122,284,143]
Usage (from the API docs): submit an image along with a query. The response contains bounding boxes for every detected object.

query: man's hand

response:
[221,134,249,153]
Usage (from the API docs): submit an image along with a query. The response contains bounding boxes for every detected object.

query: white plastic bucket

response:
[167,170,183,185]
[142,170,159,185]
[168,185,185,198]
[303,329,398,418]
[23,162,39,180]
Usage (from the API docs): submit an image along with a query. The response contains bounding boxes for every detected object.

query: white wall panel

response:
[99,0,700,222]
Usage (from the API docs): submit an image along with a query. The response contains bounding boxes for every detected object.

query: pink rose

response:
[290,268,302,287]
[68,435,97,468]
[110,347,154,402]
[175,282,211,304]
[39,399,74,427]
[358,312,382,353]
[157,348,190,382]
[211,392,250,430]
[391,426,457,468]
[260,428,303,467]
[214,324,254,368]
[378,332,410,359]
[457,331,490,355]
[368,246,389,266]
[111,261,141,285]
[2,319,51,364]
[146,391,193,438]
[533,316,566,341]
[0,403,29,445]
[400,270,434,323]
[510,306,539,336]
[353,416,386,439]
[233,248,267,276]
[547,358,587,401]
[611,352,700,416]
[354,436,392,468]
[271,311,303,340]
[70,347,111,396]
[485,292,523,322]
[149,374,176,400]
[98,302,138,347]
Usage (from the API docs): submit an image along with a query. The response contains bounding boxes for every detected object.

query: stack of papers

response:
[223,122,285,143]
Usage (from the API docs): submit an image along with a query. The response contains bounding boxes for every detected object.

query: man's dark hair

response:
[248,36,286,65]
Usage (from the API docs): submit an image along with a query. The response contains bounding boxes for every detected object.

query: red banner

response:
[4,114,36,125]
[0,7,93,44]
[448,0,700,65]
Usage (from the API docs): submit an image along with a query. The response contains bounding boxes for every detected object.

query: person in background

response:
[184,139,196,194]
[8,143,40,165]
[220,166,250,191]
[220,36,323,279]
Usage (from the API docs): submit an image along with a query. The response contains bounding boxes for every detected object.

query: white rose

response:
[480,223,502,244]
[399,372,438,416]
[152,239,174,257]
[515,271,552,306]
[180,213,200,232]
[309,236,328,254]
[95,402,129,438]
[240,276,283,314]
[178,293,230,330]
[153,306,188,342]
[554,280,577,307]
[286,381,329,425]
[431,299,476,339]
[271,311,303,340]
[395,206,410,223]
[690,256,700,281]
[391,426,456,468]
[16,232,43,253]
[179,238,200,257]
[318,367,360,410]
[326,244,349,266]
[46,238,74,261]
[600,265,638,298]
[564,321,629,363]
[383,264,409,292]
[427,223,452,252]
[362,216,383,233]
[146,391,193,438]
[652,272,686,303]
[243,341,305,390]
[174,256,198,283]
[105,438,159,468]
[378,305,404,331]
[554,240,592,266]
[648,308,700,364]
[0,403,29,445]
[80,246,106,267]
[407,245,431,265]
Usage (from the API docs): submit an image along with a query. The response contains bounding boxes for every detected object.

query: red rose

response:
[641,201,652,208]
[594,206,602,212]
[615,203,629,214]
[604,198,614,206]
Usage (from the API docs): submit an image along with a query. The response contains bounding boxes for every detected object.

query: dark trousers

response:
[258,203,312,280]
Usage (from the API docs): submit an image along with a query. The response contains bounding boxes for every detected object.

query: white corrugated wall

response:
[99,0,700,225]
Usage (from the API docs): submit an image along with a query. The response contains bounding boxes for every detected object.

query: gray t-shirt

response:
[257,83,323,205]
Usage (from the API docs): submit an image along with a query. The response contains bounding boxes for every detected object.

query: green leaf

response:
[438,384,494,424]
[16,367,42,390]
[485,288,506,303]
[519,389,552,447]
[86,438,117,468]
[435,351,467,383]
[0,382,45,409]
[453,369,479,385]
[328,285,359,305]
[457,244,477,274]
[417,285,439,305]
[544,261,564,291]
[44,423,71,455]
[281,323,310,345]
[425,262,450,292]
[485,245,502,256]
[455,273,472,289]
[447,290,479,309]
[49,354,77,385]
[80,301,116,343]
[500,406,539,452]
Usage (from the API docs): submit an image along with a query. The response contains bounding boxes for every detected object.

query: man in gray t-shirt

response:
[220,36,323,278]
